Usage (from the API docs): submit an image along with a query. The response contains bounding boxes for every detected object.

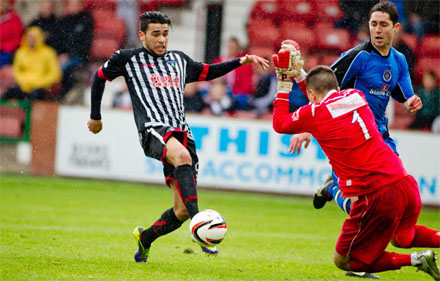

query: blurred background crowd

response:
[0,0,439,134]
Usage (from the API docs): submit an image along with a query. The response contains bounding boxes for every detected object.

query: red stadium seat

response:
[0,65,16,98]
[94,20,126,45]
[401,33,418,53]
[90,37,121,61]
[137,0,159,11]
[305,53,320,71]
[247,19,279,47]
[279,21,316,52]
[0,116,23,138]
[92,9,126,45]
[0,107,26,138]
[418,35,440,57]
[314,0,344,22]
[92,9,117,23]
[314,25,351,52]
[250,0,280,21]
[321,53,340,66]
[278,0,316,25]
[247,46,275,60]
[157,0,185,6]
[85,0,117,10]
[414,57,440,83]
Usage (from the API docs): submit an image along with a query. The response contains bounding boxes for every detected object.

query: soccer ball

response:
[189,209,227,247]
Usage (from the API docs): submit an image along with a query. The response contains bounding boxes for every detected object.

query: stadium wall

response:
[35,105,440,206]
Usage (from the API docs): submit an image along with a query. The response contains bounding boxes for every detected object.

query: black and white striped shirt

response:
[93,47,241,138]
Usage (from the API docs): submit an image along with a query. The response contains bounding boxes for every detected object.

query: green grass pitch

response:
[1,174,439,280]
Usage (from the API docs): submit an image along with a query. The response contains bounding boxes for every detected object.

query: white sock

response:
[410,252,420,266]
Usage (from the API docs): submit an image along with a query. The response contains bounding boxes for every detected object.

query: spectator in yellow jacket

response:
[1,26,61,101]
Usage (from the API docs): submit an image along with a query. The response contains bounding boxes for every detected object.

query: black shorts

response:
[139,126,199,186]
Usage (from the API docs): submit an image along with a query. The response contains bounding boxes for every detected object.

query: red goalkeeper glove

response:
[272,40,305,92]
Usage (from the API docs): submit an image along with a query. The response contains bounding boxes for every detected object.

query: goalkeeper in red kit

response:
[271,41,440,280]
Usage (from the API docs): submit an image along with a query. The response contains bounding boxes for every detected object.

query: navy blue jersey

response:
[330,41,415,152]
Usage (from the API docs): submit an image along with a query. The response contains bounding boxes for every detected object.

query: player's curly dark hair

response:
[139,11,172,33]
[368,1,398,24]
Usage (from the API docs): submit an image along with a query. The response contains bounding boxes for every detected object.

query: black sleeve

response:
[205,59,241,81]
[90,71,106,120]
[100,50,126,80]
[330,42,369,88]
[183,50,241,83]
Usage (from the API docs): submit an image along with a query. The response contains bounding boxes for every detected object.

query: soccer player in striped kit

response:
[87,11,268,262]
[272,59,439,280]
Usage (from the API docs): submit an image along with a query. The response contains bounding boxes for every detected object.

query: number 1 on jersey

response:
[352,110,371,140]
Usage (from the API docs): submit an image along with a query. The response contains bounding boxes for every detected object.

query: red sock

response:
[411,225,440,247]
[350,252,411,273]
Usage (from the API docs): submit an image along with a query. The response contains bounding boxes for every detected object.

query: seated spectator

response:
[408,70,440,131]
[28,0,62,53]
[252,60,276,117]
[335,0,376,35]
[117,0,140,48]
[404,1,440,39]
[183,82,206,113]
[0,0,23,67]
[2,26,61,101]
[392,29,416,75]
[57,0,93,100]
[405,12,424,40]
[213,37,254,110]
[201,78,234,116]
[355,22,370,45]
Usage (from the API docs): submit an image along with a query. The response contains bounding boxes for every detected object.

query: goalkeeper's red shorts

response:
[335,175,421,265]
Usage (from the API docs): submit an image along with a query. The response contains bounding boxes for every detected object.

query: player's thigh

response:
[336,188,402,265]
[394,176,422,247]
[165,137,192,166]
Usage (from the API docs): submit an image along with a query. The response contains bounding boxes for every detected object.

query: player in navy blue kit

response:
[87,11,268,262]
[289,1,422,216]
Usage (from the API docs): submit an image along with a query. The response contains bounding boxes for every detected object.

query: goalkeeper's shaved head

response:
[306,66,339,96]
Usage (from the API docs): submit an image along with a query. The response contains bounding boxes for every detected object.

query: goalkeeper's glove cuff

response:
[294,69,307,83]
[277,81,293,93]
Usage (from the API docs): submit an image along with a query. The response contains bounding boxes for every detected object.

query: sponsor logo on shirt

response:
[149,73,180,87]
[326,92,366,118]
[369,88,390,96]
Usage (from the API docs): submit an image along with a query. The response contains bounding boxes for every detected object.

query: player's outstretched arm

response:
[239,54,269,70]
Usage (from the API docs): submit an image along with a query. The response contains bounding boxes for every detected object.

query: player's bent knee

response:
[391,235,411,248]
[390,237,402,248]
[174,207,190,221]
[333,252,351,271]
[174,148,192,166]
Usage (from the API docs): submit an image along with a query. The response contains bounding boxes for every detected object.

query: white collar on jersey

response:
[321,89,338,103]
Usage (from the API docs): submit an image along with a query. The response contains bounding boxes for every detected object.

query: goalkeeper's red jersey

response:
[273,88,407,197]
